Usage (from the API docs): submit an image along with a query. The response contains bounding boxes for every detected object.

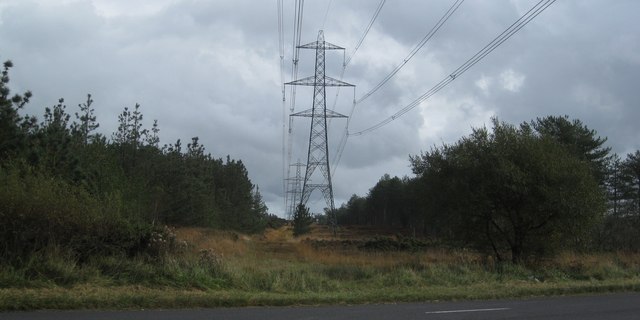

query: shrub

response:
[359,236,431,251]
[146,225,189,258]
[0,163,151,264]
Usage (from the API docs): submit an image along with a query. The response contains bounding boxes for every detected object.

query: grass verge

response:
[2,279,640,311]
[2,228,640,311]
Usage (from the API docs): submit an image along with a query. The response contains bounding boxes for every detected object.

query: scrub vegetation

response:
[2,58,640,310]
[1,226,640,311]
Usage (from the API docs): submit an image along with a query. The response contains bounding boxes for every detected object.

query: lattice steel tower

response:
[285,160,305,220]
[286,30,354,231]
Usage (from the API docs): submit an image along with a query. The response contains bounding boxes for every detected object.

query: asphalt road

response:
[2,293,639,320]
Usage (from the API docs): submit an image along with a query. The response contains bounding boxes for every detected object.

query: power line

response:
[328,0,385,118]
[289,0,305,117]
[278,0,286,209]
[285,0,305,217]
[331,115,350,175]
[328,0,386,173]
[321,0,333,30]
[345,0,387,67]
[349,0,556,137]
[289,0,305,119]
[332,0,462,172]
[356,0,464,105]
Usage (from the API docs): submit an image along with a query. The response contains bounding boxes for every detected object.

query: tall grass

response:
[3,226,640,310]
[5,227,639,291]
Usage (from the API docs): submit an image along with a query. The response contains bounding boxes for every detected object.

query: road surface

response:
[2,292,638,319]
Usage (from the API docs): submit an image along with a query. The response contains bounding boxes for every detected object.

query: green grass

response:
[2,231,640,311]
[2,279,640,311]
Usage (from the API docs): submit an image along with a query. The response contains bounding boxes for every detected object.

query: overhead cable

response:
[332,0,463,172]
[322,0,333,30]
[356,0,464,105]
[329,0,386,173]
[278,0,286,205]
[349,0,556,136]
[285,0,305,217]
[345,0,387,67]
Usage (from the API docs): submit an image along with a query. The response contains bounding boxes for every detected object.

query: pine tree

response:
[145,119,160,147]
[293,204,313,236]
[605,154,634,216]
[36,98,81,180]
[112,103,148,173]
[0,60,32,161]
[624,151,640,217]
[72,94,99,146]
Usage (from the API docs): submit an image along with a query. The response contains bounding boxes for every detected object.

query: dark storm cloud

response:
[1,0,639,215]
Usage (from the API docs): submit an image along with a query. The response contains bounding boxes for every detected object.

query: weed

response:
[3,227,640,310]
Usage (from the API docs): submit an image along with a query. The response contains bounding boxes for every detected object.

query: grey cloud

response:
[2,0,639,216]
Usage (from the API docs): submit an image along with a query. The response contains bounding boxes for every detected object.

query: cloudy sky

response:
[1,0,639,216]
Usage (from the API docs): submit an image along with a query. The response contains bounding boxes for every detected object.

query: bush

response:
[0,163,151,264]
[359,236,431,251]
[146,225,189,258]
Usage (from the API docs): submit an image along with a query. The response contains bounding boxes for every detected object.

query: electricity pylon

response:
[285,30,354,233]
[285,161,305,220]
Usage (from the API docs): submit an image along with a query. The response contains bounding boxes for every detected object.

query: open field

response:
[2,224,640,310]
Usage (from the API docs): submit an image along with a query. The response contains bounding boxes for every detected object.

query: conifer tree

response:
[293,204,313,236]
[624,151,640,217]
[0,60,32,161]
[72,94,98,146]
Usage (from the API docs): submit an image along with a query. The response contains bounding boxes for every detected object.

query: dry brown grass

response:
[262,224,295,242]
[173,227,249,257]
[548,251,640,273]
[291,240,485,269]
[173,225,486,268]
[614,251,640,268]
[4,224,640,311]
[305,224,415,240]
[172,225,640,276]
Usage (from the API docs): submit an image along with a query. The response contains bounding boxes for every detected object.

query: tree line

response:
[0,59,278,263]
[335,116,640,262]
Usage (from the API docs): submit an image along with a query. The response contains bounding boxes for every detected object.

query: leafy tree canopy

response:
[410,118,605,263]
[529,115,611,183]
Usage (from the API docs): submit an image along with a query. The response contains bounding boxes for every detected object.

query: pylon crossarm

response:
[291,108,347,118]
[298,41,344,50]
[324,76,354,87]
[285,75,354,87]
